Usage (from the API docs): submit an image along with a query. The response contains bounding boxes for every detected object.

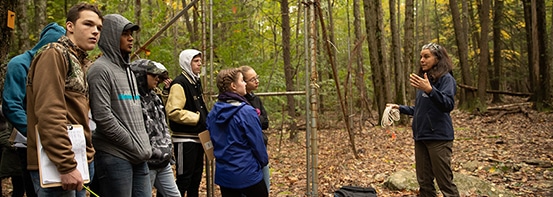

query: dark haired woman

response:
[206,68,268,197]
[388,43,460,197]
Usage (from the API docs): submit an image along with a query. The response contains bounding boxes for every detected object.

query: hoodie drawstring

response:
[125,66,138,102]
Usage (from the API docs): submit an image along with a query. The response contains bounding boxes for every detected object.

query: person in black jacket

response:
[165,49,207,197]
[239,65,270,192]
[388,43,459,197]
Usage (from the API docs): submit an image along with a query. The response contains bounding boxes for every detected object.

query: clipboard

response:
[198,130,214,161]
[36,124,90,188]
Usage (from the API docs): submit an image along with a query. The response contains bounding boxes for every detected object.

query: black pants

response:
[415,140,459,197]
[220,180,268,197]
[174,142,204,197]
[16,148,36,197]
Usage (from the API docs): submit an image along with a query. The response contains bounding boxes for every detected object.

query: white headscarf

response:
[178,49,202,82]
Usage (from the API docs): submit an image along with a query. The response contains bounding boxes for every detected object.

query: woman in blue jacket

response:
[388,43,460,197]
[206,68,268,197]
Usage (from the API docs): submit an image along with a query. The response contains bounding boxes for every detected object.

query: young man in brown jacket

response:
[25,3,102,196]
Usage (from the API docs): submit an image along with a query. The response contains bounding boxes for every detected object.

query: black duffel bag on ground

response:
[334,185,377,197]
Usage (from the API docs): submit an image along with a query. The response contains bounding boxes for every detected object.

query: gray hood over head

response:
[98,14,137,67]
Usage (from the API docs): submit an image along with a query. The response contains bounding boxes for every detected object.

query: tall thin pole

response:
[304,2,311,195]
[209,0,214,98]
[205,0,215,196]
[307,0,319,196]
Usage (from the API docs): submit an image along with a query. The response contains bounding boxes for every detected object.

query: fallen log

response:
[487,102,533,110]
[457,84,532,97]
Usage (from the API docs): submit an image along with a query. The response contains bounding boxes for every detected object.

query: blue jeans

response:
[149,163,180,197]
[94,151,151,197]
[29,161,94,197]
[262,165,270,192]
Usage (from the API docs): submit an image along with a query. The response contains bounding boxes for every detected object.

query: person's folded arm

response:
[166,84,199,125]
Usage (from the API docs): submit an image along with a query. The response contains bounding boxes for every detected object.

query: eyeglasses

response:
[246,75,259,83]
[148,73,161,81]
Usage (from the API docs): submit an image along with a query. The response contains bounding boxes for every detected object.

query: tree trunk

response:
[182,0,196,43]
[280,0,296,140]
[375,0,392,109]
[550,0,553,104]
[449,0,476,111]
[522,0,534,94]
[353,0,371,118]
[326,0,336,64]
[404,0,415,106]
[1,1,17,64]
[192,3,200,43]
[35,0,46,36]
[477,0,491,111]
[363,0,390,121]
[530,0,540,102]
[135,0,142,49]
[534,0,550,109]
[16,0,30,54]
[389,0,404,108]
[468,1,480,54]
[491,0,504,103]
[421,0,427,44]
[433,0,439,42]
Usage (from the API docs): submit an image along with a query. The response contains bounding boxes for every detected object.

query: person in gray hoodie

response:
[87,14,152,197]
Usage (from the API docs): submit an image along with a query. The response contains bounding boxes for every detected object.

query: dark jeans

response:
[1,147,25,197]
[174,142,204,197]
[29,161,94,197]
[415,140,459,197]
[220,180,268,197]
[11,175,25,197]
[16,148,37,197]
[94,151,151,197]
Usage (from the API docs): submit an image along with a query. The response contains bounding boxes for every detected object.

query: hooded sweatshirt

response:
[88,14,152,164]
[3,22,65,137]
[130,59,173,169]
[206,99,268,189]
[166,49,207,136]
[26,34,94,173]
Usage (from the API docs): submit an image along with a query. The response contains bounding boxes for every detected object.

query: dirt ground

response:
[261,99,552,196]
[2,97,552,197]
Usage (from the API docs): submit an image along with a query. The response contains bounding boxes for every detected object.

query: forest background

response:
[0,0,552,196]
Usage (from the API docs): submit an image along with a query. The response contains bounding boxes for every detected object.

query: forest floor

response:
[1,97,552,197]
[262,96,553,196]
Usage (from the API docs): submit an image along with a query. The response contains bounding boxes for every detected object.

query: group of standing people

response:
[1,1,462,197]
[1,2,271,197]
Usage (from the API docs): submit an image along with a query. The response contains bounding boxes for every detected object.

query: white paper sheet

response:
[36,124,89,188]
